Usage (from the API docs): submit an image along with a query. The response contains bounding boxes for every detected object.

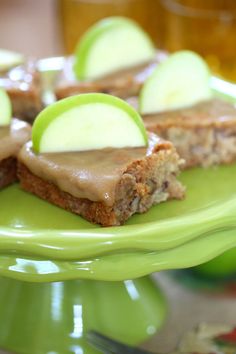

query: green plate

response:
[1,164,236,282]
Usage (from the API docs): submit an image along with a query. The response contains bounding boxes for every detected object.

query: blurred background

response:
[0,0,236,80]
[0,0,61,57]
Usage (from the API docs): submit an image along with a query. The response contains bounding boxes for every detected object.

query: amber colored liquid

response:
[58,0,164,54]
[59,0,236,82]
[160,0,236,82]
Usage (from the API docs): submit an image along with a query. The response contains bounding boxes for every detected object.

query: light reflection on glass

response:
[51,282,64,322]
[19,82,29,91]
[70,345,84,354]
[70,304,83,339]
[9,259,60,274]
[13,223,24,229]
[147,325,156,335]
[124,280,140,301]
[9,68,23,81]
[9,217,25,229]
[37,57,65,72]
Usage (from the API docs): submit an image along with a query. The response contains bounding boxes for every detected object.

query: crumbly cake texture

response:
[0,157,17,189]
[143,99,236,168]
[55,53,167,101]
[0,61,43,122]
[18,141,184,226]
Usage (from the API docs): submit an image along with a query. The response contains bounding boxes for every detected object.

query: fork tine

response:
[87,330,153,354]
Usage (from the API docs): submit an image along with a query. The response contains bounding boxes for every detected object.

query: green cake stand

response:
[1,68,236,353]
[1,163,236,353]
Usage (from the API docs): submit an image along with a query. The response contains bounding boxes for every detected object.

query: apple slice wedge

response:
[0,89,12,126]
[0,49,24,71]
[139,50,213,114]
[74,17,156,81]
[32,93,148,153]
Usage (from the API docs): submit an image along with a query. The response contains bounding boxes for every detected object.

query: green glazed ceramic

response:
[2,75,236,282]
[1,65,236,354]
[1,164,236,282]
[189,248,236,279]
[1,164,236,354]
[180,77,236,280]
[0,276,166,354]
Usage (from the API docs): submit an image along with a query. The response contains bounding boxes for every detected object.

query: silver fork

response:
[87,331,155,354]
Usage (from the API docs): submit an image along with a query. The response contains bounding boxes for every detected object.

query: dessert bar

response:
[18,134,184,226]
[144,99,236,168]
[0,119,31,189]
[0,61,43,122]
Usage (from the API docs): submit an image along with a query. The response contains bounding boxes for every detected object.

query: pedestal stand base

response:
[0,276,166,354]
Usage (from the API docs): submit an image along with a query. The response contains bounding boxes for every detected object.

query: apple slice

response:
[32,93,148,153]
[0,49,24,71]
[0,89,12,126]
[74,17,155,81]
[139,50,213,114]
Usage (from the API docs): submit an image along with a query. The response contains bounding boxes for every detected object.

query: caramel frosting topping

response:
[19,134,169,206]
[143,99,236,129]
[0,119,31,161]
[56,51,167,97]
[62,54,162,85]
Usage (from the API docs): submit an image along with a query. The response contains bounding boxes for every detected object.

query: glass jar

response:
[159,0,236,81]
[58,0,163,54]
